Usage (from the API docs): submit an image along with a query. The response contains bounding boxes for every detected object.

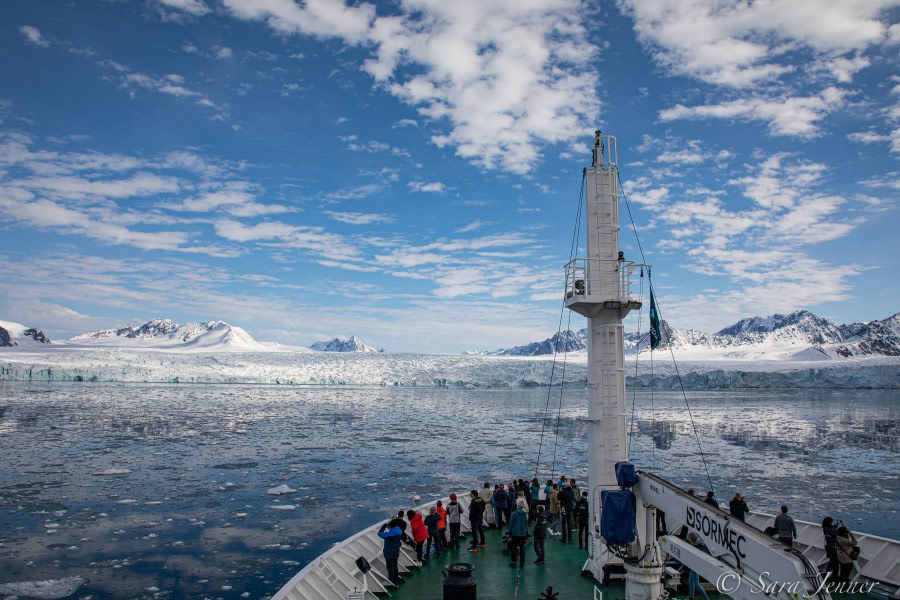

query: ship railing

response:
[272,493,479,600]
[564,258,645,308]
[744,512,900,597]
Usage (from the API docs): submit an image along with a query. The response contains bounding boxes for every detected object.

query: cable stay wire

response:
[619,169,715,493]
[627,267,645,458]
[534,172,586,482]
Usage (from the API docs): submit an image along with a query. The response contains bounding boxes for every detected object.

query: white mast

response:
[564,131,645,583]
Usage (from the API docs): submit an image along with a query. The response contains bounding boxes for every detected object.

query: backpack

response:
[849,546,861,560]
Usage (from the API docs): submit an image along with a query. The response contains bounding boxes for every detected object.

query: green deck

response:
[381,526,872,600]
[384,525,627,600]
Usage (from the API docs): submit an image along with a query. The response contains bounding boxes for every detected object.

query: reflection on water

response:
[0,383,896,598]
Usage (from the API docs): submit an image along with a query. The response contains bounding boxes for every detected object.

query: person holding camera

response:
[836,522,859,583]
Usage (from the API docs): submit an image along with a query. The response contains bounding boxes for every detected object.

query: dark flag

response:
[649,288,661,350]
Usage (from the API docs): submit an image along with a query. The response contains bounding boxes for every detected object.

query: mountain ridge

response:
[492,309,900,360]
[2,309,899,358]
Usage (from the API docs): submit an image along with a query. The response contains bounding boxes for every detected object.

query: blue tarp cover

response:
[601,489,636,545]
[615,461,637,488]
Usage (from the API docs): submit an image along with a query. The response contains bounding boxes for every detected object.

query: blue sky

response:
[1,0,897,353]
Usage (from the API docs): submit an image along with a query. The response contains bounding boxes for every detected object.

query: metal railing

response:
[564,258,645,306]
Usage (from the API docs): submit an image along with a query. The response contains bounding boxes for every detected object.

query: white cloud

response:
[618,0,893,88]
[19,25,50,48]
[99,59,222,111]
[323,210,394,225]
[847,130,892,145]
[221,0,599,174]
[456,219,484,233]
[408,181,445,193]
[659,88,847,138]
[156,0,210,17]
[220,0,375,43]
[213,219,360,261]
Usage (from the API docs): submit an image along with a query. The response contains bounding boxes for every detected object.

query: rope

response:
[534,172,586,482]
[549,309,574,478]
[627,268,645,458]
[619,171,715,493]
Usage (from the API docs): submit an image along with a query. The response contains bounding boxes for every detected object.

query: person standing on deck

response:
[704,491,718,508]
[729,493,749,521]
[543,480,553,513]
[378,519,413,585]
[407,509,428,565]
[571,478,582,500]
[533,504,548,563]
[480,482,495,528]
[435,500,448,548]
[558,481,575,542]
[774,505,797,547]
[423,506,442,560]
[447,493,464,549]
[822,516,840,581]
[508,498,529,568]
[575,490,590,549]
[493,484,509,527]
[687,532,711,600]
[530,478,541,521]
[549,483,561,535]
[467,489,486,552]
[836,523,858,583]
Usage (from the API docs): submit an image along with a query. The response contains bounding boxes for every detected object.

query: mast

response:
[564,131,644,582]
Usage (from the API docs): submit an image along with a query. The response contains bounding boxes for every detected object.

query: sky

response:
[0,0,898,353]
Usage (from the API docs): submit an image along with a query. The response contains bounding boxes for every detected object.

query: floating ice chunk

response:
[147,587,160,592]
[366,483,377,487]
[0,576,84,598]
[268,505,296,511]
[267,485,296,495]
[222,585,232,590]
[117,499,137,504]
[235,512,248,518]
[241,593,250,598]
[93,469,132,475]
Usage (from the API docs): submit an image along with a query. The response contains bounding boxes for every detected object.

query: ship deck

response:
[382,524,622,600]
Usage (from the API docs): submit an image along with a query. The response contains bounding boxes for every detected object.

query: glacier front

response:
[1,349,899,389]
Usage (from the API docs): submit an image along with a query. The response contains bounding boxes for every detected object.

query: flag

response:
[649,288,661,350]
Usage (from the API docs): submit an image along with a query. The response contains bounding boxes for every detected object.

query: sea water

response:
[0,383,896,598]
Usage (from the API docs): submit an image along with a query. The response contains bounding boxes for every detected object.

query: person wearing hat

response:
[686,532,711,600]
[446,493,464,549]
[378,517,413,585]
[507,498,530,567]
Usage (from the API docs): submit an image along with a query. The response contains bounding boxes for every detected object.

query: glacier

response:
[1,348,898,388]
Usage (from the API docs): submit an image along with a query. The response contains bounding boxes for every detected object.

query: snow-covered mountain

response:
[65,319,267,352]
[493,310,900,360]
[0,320,52,347]
[309,336,379,353]
[494,329,587,356]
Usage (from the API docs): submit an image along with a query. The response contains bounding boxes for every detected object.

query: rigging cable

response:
[534,171,586,482]
[627,267,645,458]
[619,169,715,493]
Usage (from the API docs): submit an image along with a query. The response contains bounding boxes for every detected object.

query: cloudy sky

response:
[1,0,897,352]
